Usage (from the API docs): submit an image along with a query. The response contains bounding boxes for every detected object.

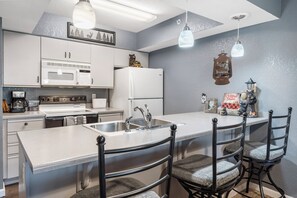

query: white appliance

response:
[41,60,92,87]
[110,67,163,119]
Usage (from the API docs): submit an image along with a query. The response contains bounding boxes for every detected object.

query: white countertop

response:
[3,107,123,120]
[17,112,268,174]
[3,111,46,120]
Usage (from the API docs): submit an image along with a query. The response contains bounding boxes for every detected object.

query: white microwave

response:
[41,60,92,87]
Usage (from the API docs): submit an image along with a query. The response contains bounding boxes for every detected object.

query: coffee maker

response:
[11,91,28,113]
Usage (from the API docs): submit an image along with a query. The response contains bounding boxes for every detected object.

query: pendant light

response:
[231,14,246,57]
[73,0,96,29]
[178,0,194,48]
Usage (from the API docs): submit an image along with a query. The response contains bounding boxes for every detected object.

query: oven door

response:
[45,117,64,128]
[45,114,98,128]
[42,67,77,86]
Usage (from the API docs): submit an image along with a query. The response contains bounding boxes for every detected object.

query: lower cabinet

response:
[3,118,45,183]
[98,113,123,122]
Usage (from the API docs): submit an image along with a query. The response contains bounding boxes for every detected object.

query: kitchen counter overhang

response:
[17,111,268,174]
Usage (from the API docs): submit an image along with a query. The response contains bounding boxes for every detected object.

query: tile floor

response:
[5,183,275,198]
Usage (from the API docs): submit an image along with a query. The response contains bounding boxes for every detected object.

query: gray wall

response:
[150,0,297,196]
[0,17,4,190]
[33,12,137,51]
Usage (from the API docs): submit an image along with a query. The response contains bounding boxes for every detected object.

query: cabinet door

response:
[91,45,114,88]
[41,37,68,61]
[114,48,130,68]
[4,32,41,87]
[98,113,123,122]
[67,41,91,63]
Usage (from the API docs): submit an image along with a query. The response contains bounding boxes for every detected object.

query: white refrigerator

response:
[110,67,163,119]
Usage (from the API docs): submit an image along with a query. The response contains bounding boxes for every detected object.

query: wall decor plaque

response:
[67,22,116,45]
[213,53,232,85]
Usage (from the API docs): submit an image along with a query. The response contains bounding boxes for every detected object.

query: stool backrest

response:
[212,114,247,190]
[266,107,292,161]
[97,124,177,198]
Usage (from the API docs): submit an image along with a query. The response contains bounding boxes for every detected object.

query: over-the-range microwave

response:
[41,60,92,87]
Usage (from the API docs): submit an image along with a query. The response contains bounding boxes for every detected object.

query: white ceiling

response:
[0,0,280,51]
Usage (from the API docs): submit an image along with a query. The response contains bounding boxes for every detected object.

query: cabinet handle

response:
[24,122,28,126]
[37,76,40,83]
[64,52,67,58]
[99,118,102,122]
[92,78,94,84]
[69,52,71,59]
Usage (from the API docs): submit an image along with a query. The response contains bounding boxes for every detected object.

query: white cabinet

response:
[91,45,114,88]
[98,113,123,122]
[114,48,149,68]
[41,37,91,63]
[4,31,41,87]
[3,118,44,182]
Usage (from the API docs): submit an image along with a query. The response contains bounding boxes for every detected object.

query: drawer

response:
[8,132,18,144]
[98,113,123,122]
[8,155,19,179]
[8,143,19,155]
[8,119,44,132]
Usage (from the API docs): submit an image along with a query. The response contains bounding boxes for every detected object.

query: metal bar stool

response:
[224,107,292,197]
[71,124,177,198]
[172,115,247,198]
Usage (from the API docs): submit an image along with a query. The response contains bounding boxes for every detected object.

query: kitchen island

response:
[17,112,268,198]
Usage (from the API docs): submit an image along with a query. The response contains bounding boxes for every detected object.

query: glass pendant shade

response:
[178,24,194,48]
[73,0,96,29]
[231,40,244,57]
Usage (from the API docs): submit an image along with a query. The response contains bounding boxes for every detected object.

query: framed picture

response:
[67,22,116,45]
[204,98,218,113]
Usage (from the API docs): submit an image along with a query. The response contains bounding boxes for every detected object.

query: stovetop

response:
[39,95,97,117]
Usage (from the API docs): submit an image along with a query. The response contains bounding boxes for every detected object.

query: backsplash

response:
[3,87,107,105]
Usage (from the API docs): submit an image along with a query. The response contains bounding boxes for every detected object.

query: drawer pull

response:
[24,122,28,126]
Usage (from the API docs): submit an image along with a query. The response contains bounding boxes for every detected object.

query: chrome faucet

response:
[125,116,133,131]
[134,104,152,129]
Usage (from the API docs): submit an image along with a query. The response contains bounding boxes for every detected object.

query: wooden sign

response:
[213,53,232,85]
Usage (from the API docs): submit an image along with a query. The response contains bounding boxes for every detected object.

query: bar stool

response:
[71,124,177,198]
[224,107,292,197]
[172,115,247,198]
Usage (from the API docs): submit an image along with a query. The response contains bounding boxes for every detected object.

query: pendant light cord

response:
[185,0,188,24]
[237,19,240,41]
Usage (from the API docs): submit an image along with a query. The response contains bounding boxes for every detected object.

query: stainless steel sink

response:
[89,122,139,132]
[130,118,172,129]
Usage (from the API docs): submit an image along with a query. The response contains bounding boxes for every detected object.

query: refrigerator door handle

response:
[130,71,134,98]
[129,100,133,117]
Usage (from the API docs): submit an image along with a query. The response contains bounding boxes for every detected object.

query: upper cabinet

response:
[91,45,114,88]
[114,48,149,68]
[4,31,41,87]
[41,37,91,63]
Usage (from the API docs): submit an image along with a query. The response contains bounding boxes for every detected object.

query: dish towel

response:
[63,116,77,126]
[76,116,87,125]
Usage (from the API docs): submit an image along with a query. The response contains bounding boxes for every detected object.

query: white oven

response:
[41,60,91,87]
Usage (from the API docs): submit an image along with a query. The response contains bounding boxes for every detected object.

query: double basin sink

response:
[86,118,173,134]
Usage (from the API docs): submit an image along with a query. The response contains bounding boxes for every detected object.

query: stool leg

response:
[225,190,231,198]
[267,166,285,197]
[258,166,265,198]
[246,160,253,193]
